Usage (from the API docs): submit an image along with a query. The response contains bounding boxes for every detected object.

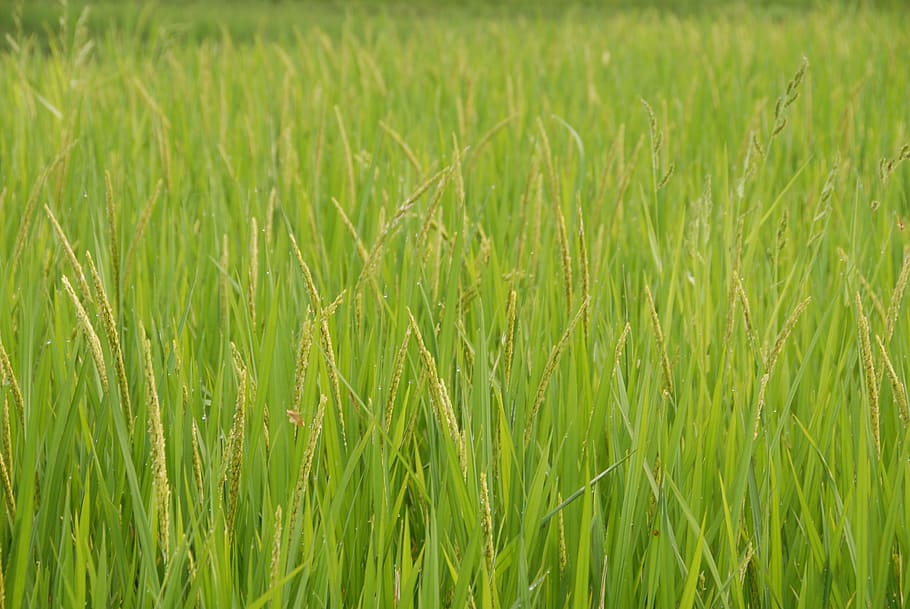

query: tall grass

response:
[1,2,910,607]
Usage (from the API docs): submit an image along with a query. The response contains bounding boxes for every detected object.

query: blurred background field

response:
[2,0,910,608]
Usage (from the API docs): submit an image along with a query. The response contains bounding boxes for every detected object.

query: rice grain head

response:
[104,170,120,308]
[124,179,163,287]
[87,251,133,431]
[2,396,11,473]
[855,292,880,455]
[385,326,412,432]
[61,276,109,392]
[557,492,568,576]
[877,335,909,427]
[765,297,812,374]
[191,419,205,501]
[291,394,327,526]
[248,216,259,330]
[644,285,673,399]
[503,290,518,386]
[225,367,247,534]
[293,318,314,411]
[480,472,495,581]
[736,277,760,361]
[524,298,588,445]
[379,120,422,173]
[0,450,14,519]
[0,341,24,425]
[885,248,910,343]
[44,205,92,305]
[270,505,283,592]
[407,309,466,471]
[141,324,170,556]
[577,199,590,340]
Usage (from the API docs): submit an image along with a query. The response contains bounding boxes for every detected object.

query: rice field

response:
[2,1,910,607]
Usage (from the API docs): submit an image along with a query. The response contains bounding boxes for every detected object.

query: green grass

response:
[2,1,910,607]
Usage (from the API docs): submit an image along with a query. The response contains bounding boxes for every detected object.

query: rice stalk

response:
[644,285,673,398]
[44,205,92,305]
[877,335,909,427]
[771,56,809,138]
[837,247,886,321]
[467,113,518,169]
[855,293,880,455]
[480,472,495,582]
[536,117,560,207]
[723,220,744,349]
[407,309,466,471]
[524,298,588,445]
[609,135,644,231]
[191,419,205,501]
[356,167,448,293]
[0,546,5,609]
[379,120,422,173]
[86,252,133,432]
[248,217,259,330]
[451,134,468,239]
[61,276,109,392]
[141,323,170,556]
[765,297,812,374]
[612,322,632,377]
[270,505,283,595]
[736,277,760,362]
[292,318,314,411]
[330,197,369,262]
[537,118,573,315]
[225,367,247,534]
[266,187,277,248]
[385,326,411,432]
[12,161,56,276]
[0,341,24,426]
[0,451,13,520]
[557,491,568,576]
[417,169,452,256]
[503,290,517,386]
[641,98,662,177]
[104,170,120,308]
[1,396,11,473]
[288,233,347,442]
[577,198,590,340]
[753,296,811,438]
[515,155,541,270]
[288,233,322,312]
[334,106,356,203]
[594,124,624,209]
[220,234,230,330]
[290,394,327,526]
[123,179,163,288]
[884,248,910,343]
[583,320,631,458]
[879,143,910,183]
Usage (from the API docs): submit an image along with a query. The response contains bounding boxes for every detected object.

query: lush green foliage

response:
[1,2,910,607]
